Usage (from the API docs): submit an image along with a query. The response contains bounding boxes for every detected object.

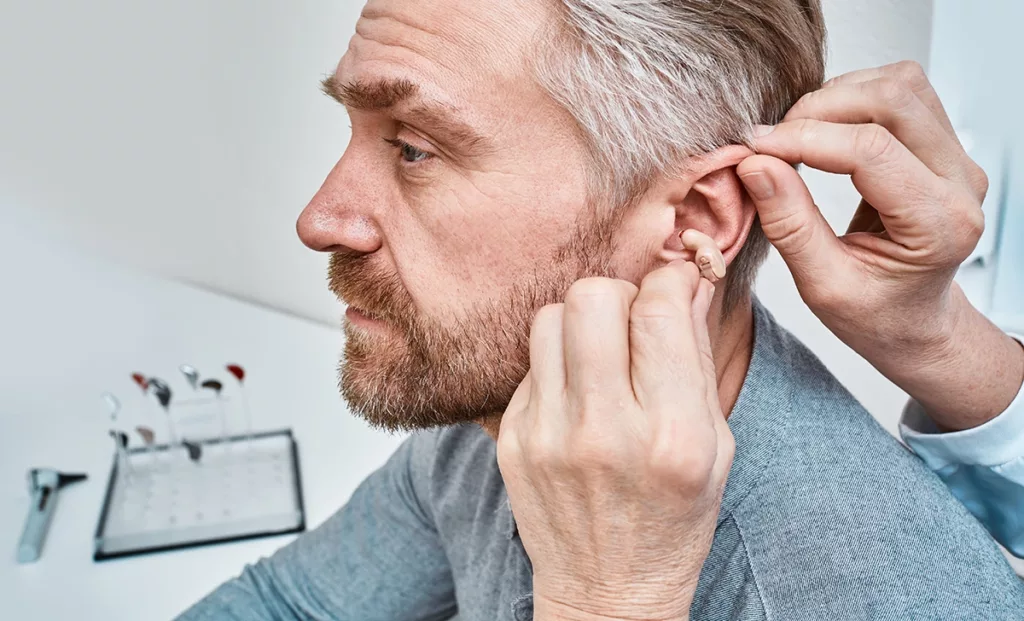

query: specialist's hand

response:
[497,263,732,621]
[738,60,1024,431]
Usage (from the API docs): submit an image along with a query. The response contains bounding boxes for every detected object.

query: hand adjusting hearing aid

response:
[679,229,726,284]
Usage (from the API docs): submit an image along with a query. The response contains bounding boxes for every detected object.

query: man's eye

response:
[384,138,433,163]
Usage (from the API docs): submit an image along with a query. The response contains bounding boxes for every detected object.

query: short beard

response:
[331,213,617,433]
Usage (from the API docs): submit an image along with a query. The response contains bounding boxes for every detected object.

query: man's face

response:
[297,0,647,431]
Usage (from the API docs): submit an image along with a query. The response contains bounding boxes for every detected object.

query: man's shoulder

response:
[727,308,1024,618]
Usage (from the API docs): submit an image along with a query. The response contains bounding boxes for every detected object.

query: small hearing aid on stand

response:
[679,229,727,284]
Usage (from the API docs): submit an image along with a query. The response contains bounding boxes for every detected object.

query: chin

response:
[337,339,526,433]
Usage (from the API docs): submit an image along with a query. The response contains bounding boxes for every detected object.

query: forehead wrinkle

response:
[354,5,460,75]
[358,0,546,80]
[336,0,566,159]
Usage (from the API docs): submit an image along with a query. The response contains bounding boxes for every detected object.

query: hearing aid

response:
[679,229,726,284]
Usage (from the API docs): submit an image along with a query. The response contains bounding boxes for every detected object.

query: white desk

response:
[0,217,405,619]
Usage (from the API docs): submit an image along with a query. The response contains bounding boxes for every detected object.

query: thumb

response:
[736,154,846,287]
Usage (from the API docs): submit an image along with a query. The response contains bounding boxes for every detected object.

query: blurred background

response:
[1,0,1022,618]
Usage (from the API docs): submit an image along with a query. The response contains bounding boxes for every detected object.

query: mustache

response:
[327,251,416,327]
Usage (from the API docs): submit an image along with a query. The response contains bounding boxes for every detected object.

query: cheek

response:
[399,170,585,305]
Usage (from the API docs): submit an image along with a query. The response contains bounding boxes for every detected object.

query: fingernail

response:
[753,124,775,137]
[740,171,775,201]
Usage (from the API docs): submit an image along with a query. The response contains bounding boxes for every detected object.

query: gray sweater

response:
[180,303,1024,620]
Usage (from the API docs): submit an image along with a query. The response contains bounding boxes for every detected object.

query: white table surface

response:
[0,216,405,619]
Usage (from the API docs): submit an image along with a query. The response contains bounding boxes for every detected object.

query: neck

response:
[711,296,755,418]
[477,295,755,440]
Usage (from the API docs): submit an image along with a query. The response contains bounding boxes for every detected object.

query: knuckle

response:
[968,164,990,199]
[619,279,641,303]
[630,298,680,325]
[496,431,521,470]
[963,203,986,244]
[890,60,929,88]
[565,277,622,309]
[855,124,898,164]
[873,77,916,111]
[524,433,565,471]
[786,89,820,120]
[938,189,984,261]
[969,208,986,241]
[760,204,816,255]
[649,445,716,491]
[643,260,698,289]
[792,117,821,144]
[647,422,717,484]
[629,313,675,340]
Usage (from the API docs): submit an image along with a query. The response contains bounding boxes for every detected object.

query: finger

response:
[529,304,566,398]
[688,279,736,484]
[784,79,968,184]
[822,61,958,139]
[736,154,848,285]
[629,261,706,415]
[690,278,719,413]
[562,278,638,410]
[753,119,959,254]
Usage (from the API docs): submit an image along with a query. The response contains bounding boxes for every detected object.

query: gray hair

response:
[534,0,827,312]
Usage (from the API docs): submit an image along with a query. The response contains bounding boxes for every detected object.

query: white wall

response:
[0,0,934,431]
[929,0,1024,331]
[929,1,1024,573]
[0,0,354,325]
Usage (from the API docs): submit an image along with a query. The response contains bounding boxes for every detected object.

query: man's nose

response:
[296,157,383,254]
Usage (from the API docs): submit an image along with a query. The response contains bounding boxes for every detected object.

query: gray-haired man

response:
[182,0,1024,619]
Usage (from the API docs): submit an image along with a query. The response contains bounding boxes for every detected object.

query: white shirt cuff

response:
[899,333,1024,471]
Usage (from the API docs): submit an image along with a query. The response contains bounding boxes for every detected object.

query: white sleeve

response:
[899,333,1024,557]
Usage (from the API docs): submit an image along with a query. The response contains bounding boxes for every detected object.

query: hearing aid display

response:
[93,363,306,561]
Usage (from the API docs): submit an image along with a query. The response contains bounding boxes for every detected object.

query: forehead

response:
[339,0,554,121]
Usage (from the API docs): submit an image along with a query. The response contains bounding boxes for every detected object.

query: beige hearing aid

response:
[679,229,726,284]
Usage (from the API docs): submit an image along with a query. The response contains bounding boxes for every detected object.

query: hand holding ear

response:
[739,60,1023,430]
[497,262,733,621]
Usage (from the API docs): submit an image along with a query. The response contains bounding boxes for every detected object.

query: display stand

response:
[93,429,305,561]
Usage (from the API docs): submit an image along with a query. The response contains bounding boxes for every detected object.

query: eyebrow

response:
[321,75,491,155]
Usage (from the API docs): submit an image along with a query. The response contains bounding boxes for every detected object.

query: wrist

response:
[899,287,1024,430]
[533,595,687,621]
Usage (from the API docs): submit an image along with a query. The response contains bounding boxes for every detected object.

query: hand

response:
[738,61,1024,430]
[496,262,733,621]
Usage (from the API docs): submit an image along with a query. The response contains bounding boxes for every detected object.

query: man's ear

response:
[648,145,757,267]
